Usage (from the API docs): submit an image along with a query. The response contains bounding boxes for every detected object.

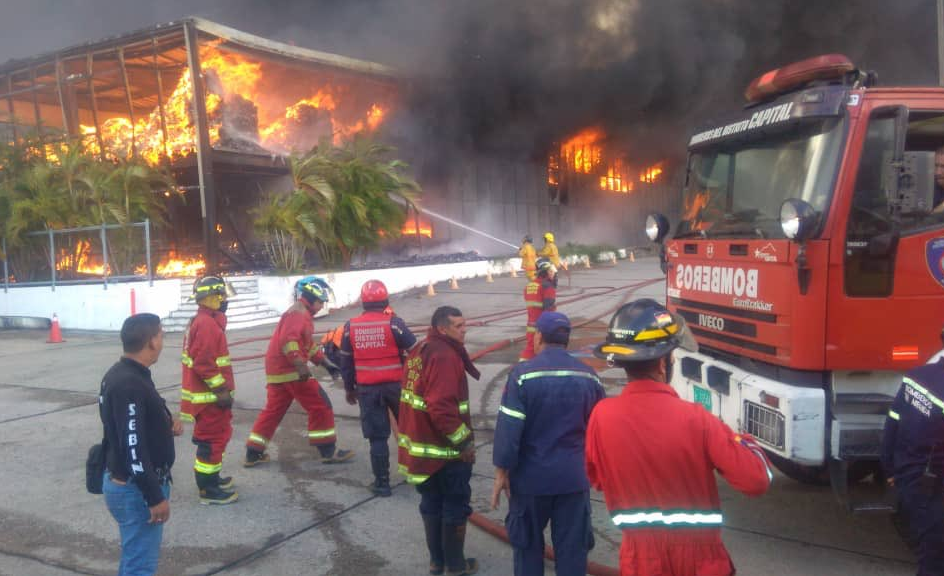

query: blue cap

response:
[536,311,571,337]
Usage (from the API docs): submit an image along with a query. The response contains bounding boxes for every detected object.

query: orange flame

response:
[682,191,712,231]
[640,164,664,183]
[57,240,107,275]
[81,44,390,165]
[402,218,433,238]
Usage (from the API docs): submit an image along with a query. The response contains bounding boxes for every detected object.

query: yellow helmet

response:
[544,232,555,242]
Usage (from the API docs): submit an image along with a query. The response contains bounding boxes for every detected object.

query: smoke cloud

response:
[0,0,937,164]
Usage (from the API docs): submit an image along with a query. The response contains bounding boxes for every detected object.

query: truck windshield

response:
[677,117,846,239]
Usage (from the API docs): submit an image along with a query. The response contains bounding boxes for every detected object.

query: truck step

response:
[835,393,896,404]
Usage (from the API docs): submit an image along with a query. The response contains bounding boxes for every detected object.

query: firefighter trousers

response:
[246,378,337,451]
[520,329,537,362]
[899,481,944,575]
[417,461,473,526]
[506,491,593,576]
[192,404,233,476]
[357,382,400,458]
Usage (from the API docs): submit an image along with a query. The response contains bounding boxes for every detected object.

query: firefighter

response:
[398,306,480,576]
[520,258,556,362]
[539,231,569,285]
[519,235,537,280]
[180,275,238,505]
[319,325,344,381]
[881,346,944,575]
[244,276,354,467]
[491,311,606,576]
[586,299,772,575]
[340,279,417,497]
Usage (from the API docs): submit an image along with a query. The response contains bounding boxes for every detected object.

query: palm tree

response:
[254,135,419,271]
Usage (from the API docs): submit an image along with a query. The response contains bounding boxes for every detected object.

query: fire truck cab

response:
[647,55,944,506]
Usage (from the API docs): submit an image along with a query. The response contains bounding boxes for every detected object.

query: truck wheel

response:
[768,454,877,486]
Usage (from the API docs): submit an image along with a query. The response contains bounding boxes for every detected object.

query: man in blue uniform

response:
[490,311,606,576]
[882,354,944,576]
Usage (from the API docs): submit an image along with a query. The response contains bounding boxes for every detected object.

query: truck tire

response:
[768,454,877,486]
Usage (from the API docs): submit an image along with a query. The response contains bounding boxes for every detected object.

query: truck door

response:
[832,107,944,368]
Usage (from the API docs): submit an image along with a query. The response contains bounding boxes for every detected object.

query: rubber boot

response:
[370,455,392,497]
[195,471,238,505]
[442,522,478,575]
[317,443,355,464]
[422,514,445,575]
[244,447,270,468]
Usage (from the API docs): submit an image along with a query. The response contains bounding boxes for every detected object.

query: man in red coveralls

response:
[180,275,238,505]
[520,257,556,362]
[398,306,480,576]
[586,299,773,576]
[244,276,354,467]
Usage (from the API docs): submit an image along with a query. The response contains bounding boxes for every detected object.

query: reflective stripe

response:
[308,428,336,439]
[517,370,602,387]
[499,405,526,420]
[447,423,471,445]
[179,412,195,423]
[248,433,268,446]
[194,458,223,474]
[526,326,537,333]
[525,302,544,308]
[195,283,225,293]
[215,355,231,367]
[358,364,404,371]
[402,389,468,415]
[267,372,301,384]
[904,377,944,411]
[181,390,219,404]
[204,373,226,388]
[282,341,301,355]
[352,320,393,327]
[397,463,430,485]
[401,389,428,410]
[398,433,461,459]
[181,353,194,368]
[611,510,723,528]
[888,409,901,421]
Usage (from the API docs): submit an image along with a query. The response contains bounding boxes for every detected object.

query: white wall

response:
[0,279,182,331]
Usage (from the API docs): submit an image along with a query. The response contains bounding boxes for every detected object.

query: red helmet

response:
[361,279,389,303]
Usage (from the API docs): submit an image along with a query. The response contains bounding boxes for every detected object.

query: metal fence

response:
[2,220,152,292]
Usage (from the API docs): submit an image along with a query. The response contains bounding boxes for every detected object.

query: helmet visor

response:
[671,312,698,353]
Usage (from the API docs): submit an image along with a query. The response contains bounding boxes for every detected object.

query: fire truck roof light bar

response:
[745,54,855,104]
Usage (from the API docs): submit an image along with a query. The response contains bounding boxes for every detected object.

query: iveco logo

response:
[698,314,725,331]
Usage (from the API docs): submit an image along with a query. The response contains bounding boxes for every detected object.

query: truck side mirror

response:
[645,213,670,243]
[780,199,818,241]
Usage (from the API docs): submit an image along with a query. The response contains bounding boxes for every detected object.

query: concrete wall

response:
[0,279,183,331]
[0,259,523,331]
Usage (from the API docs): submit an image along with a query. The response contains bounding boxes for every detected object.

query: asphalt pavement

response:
[0,257,916,575]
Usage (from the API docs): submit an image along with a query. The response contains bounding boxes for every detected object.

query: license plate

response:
[693,386,712,411]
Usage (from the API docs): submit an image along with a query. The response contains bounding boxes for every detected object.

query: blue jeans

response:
[103,472,171,576]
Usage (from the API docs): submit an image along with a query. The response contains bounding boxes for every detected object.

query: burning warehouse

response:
[0,16,678,280]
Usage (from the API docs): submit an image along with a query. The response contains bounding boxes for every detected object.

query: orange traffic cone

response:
[450,276,460,290]
[611,253,618,266]
[584,256,591,269]
[510,266,518,278]
[630,251,636,263]
[427,280,436,297]
[485,269,494,283]
[47,313,64,344]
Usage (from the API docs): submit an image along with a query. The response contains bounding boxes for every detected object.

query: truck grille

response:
[744,401,785,450]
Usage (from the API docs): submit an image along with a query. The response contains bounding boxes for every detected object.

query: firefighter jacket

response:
[493,346,605,495]
[397,329,480,485]
[519,242,537,273]
[586,379,772,576]
[524,278,556,332]
[265,302,322,384]
[882,359,944,487]
[538,241,561,267]
[180,306,234,421]
[340,312,417,391]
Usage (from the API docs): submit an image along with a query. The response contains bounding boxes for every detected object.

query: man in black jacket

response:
[100,313,181,575]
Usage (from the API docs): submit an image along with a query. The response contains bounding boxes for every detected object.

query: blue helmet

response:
[295,276,333,303]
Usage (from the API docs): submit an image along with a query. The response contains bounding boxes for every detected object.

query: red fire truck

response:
[646,54,944,507]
